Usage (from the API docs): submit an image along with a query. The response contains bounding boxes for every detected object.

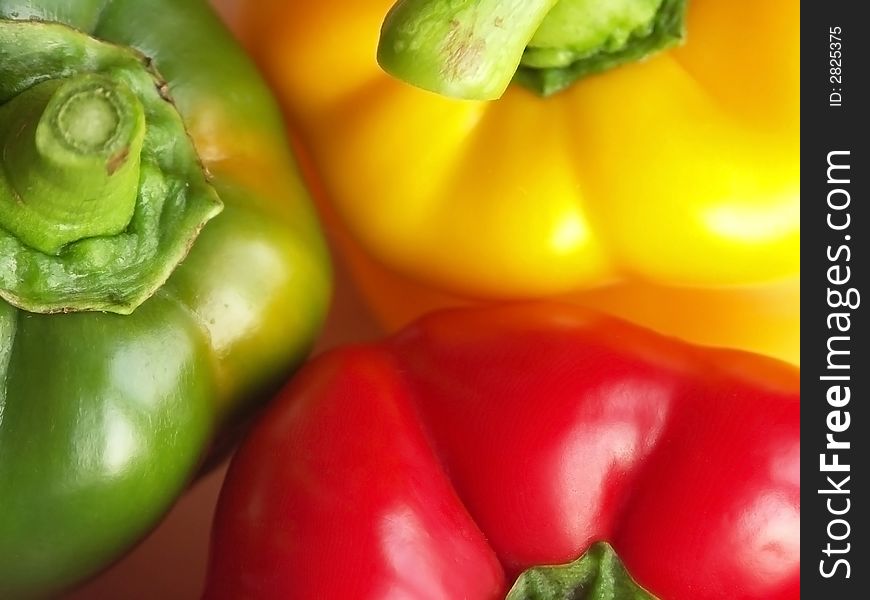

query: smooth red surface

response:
[205,303,800,600]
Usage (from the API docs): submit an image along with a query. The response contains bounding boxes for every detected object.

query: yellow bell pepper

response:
[218,0,799,364]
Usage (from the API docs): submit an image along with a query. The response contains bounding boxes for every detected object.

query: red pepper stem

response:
[505,542,659,600]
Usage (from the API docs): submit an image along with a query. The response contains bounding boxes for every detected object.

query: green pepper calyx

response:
[0,19,222,314]
[377,0,687,100]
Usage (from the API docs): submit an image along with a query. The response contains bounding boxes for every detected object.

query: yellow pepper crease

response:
[218,0,800,364]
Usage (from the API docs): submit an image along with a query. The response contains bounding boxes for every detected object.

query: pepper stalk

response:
[0,74,145,255]
[0,19,221,314]
[378,0,688,99]
[506,543,658,600]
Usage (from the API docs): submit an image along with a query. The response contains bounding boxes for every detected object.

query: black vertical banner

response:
[802,1,868,596]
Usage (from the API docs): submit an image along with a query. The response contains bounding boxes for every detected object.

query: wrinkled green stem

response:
[0,19,221,315]
[506,542,658,600]
[378,0,687,99]
[378,0,557,100]
[0,74,144,254]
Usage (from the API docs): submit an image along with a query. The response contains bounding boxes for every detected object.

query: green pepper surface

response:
[0,1,330,596]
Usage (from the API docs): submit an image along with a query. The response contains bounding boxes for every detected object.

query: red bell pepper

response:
[205,304,800,599]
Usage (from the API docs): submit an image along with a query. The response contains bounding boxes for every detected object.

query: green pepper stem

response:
[1,19,222,315]
[0,73,145,255]
[378,0,558,100]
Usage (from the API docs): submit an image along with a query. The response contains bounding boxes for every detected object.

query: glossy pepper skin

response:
[205,303,800,600]
[217,0,800,365]
[0,0,330,596]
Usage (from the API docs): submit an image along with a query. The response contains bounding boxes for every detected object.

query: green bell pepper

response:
[0,0,331,596]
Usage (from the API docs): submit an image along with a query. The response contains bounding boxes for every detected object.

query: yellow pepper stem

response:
[378,0,558,100]
[378,0,688,99]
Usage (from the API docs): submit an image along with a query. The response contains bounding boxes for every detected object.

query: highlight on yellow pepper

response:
[216,0,799,364]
